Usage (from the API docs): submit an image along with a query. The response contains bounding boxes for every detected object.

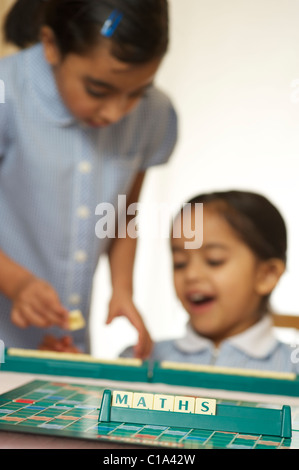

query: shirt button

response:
[74,250,88,263]
[77,206,91,219]
[78,161,92,173]
[69,293,81,305]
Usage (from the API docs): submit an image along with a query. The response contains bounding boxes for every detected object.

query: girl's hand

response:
[106,290,153,360]
[38,334,82,353]
[11,276,69,330]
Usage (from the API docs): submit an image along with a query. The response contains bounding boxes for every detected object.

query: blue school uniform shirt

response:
[0,44,177,352]
[121,316,299,374]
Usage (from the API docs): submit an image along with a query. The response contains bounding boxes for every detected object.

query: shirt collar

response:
[26,44,76,127]
[175,322,212,353]
[174,315,279,359]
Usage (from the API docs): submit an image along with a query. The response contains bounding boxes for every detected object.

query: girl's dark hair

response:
[4,0,169,62]
[187,190,287,264]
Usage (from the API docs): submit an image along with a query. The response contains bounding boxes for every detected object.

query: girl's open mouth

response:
[187,293,216,312]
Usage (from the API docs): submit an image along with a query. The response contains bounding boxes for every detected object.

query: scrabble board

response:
[0,379,298,449]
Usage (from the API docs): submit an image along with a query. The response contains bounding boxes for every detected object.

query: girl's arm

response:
[106,171,152,359]
[0,249,69,329]
[0,80,69,333]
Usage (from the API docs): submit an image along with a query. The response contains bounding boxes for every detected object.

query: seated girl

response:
[122,190,299,373]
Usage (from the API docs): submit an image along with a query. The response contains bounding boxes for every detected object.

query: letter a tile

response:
[132,393,154,410]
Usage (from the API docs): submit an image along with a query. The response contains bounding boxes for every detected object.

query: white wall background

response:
[90,0,299,358]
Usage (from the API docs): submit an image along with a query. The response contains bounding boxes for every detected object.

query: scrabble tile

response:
[69,310,86,331]
[174,396,195,413]
[195,398,216,415]
[112,391,133,408]
[132,393,154,410]
[153,394,174,412]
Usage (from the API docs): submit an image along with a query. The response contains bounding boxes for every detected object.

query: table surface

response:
[1,370,299,449]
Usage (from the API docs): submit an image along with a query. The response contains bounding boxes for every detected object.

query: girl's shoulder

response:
[274,339,299,374]
[0,47,30,100]
[143,86,176,116]
[0,47,27,75]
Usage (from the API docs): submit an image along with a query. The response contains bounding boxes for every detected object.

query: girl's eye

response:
[207,259,225,267]
[85,87,109,98]
[173,261,187,270]
[85,87,150,100]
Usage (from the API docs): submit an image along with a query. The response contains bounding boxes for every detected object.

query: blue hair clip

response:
[101,10,123,38]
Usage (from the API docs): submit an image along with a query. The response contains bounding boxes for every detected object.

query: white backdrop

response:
[90,0,299,358]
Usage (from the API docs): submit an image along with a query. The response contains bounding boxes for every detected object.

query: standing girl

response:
[0,0,177,356]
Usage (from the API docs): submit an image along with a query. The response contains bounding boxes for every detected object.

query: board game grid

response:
[0,380,297,449]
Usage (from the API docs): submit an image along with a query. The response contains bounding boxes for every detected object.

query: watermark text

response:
[95,196,203,249]
[0,80,5,104]
[0,340,4,363]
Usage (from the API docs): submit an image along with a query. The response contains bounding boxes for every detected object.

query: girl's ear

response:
[40,26,62,66]
[255,259,286,296]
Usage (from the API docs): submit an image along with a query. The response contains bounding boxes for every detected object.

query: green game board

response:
[0,380,298,449]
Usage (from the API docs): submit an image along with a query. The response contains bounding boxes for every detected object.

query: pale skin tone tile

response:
[112,391,133,408]
[173,396,195,413]
[132,393,154,410]
[153,394,174,412]
[195,398,216,415]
